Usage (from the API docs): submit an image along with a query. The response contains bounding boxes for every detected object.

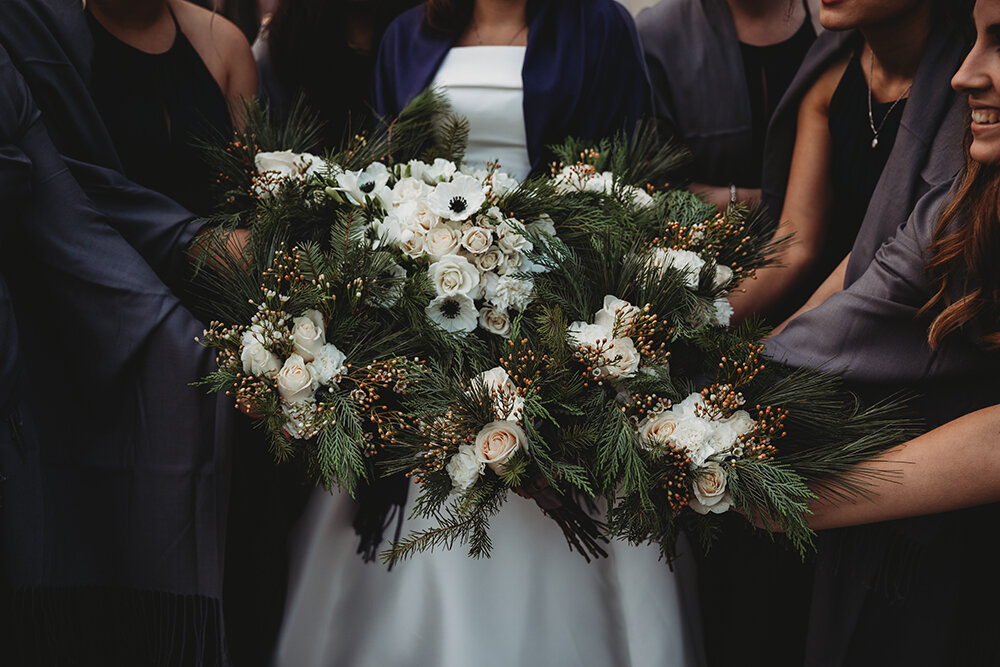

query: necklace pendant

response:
[871,137,879,149]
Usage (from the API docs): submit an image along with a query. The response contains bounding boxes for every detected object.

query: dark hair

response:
[425,0,473,35]
[920,139,1000,350]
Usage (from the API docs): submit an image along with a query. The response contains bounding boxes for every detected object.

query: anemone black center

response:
[441,299,462,318]
[359,179,375,194]
[448,196,467,213]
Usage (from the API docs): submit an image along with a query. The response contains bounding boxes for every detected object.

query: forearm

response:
[808,404,1000,530]
[769,253,849,337]
[728,244,817,325]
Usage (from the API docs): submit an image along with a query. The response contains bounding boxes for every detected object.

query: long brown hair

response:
[425,0,473,35]
[920,143,1000,350]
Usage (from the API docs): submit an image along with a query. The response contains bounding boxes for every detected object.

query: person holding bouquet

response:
[273,2,707,666]
[765,1,1000,660]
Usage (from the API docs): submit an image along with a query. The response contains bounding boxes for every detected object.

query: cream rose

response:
[447,444,484,493]
[475,420,529,473]
[496,219,533,254]
[600,337,641,379]
[277,354,314,403]
[429,255,481,297]
[593,295,639,335]
[240,331,281,377]
[689,462,732,515]
[424,223,461,257]
[291,310,326,362]
[461,226,493,254]
[637,410,681,450]
[473,247,505,273]
[478,305,512,337]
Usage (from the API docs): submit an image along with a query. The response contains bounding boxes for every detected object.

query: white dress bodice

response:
[431,46,532,180]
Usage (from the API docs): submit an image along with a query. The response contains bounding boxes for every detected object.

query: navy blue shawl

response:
[373,0,652,171]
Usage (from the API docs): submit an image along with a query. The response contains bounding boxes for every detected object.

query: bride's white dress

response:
[273,46,705,667]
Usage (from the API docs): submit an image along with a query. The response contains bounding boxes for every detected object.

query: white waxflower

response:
[429,254,481,297]
[426,294,478,333]
[429,174,486,221]
[282,399,320,440]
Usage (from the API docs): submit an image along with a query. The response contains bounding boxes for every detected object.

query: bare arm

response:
[769,252,849,337]
[728,58,846,325]
[807,405,1000,530]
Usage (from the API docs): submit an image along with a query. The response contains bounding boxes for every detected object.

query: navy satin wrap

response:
[373,0,652,171]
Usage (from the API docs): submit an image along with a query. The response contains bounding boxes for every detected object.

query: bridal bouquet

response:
[191,99,914,562]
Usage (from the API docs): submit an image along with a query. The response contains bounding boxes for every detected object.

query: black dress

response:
[738,11,816,187]
[87,8,232,215]
[827,53,907,273]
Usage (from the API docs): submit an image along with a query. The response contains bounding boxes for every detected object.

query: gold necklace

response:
[471,18,528,46]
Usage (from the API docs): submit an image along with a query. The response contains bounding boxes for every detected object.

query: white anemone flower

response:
[429,174,486,222]
[336,162,392,207]
[426,294,478,333]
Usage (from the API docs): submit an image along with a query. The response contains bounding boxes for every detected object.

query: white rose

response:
[296,152,328,178]
[472,366,525,421]
[525,213,556,238]
[461,226,493,254]
[255,150,300,177]
[496,219,533,254]
[650,248,706,289]
[600,336,641,379]
[637,410,681,450]
[593,295,639,335]
[567,321,613,350]
[713,264,734,289]
[399,228,427,258]
[475,420,529,473]
[240,331,281,377]
[307,343,348,387]
[276,354,314,403]
[473,247,505,273]
[429,255,481,297]
[291,309,326,362]
[491,275,534,311]
[689,462,732,515]
[424,223,461,258]
[447,444,484,493]
[478,305,512,337]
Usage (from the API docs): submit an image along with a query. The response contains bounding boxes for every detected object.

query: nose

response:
[953,45,992,94]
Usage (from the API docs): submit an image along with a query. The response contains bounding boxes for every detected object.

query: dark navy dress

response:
[87,8,232,214]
